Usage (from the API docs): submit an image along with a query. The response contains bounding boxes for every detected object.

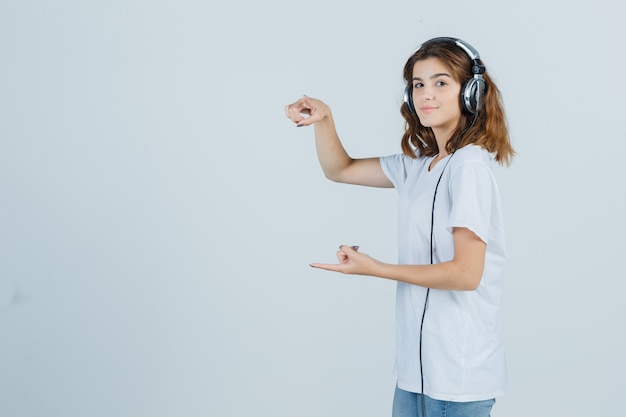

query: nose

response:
[415,86,434,102]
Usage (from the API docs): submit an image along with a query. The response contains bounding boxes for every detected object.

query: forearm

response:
[369,259,482,291]
[313,115,353,181]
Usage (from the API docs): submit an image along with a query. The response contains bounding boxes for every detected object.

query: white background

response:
[1,0,624,416]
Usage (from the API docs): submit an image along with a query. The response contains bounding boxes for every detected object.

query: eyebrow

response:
[412,73,452,81]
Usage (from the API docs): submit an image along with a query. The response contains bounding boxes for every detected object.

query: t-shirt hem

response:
[396,381,504,402]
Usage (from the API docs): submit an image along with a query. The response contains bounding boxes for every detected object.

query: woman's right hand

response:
[284,95,330,127]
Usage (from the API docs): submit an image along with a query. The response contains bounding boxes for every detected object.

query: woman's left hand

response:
[309,245,377,275]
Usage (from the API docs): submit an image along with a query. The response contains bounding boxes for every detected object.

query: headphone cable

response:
[419,152,455,417]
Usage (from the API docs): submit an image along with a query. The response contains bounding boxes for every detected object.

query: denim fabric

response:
[392,385,495,417]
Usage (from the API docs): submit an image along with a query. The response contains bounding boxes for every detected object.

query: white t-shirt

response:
[379,144,507,402]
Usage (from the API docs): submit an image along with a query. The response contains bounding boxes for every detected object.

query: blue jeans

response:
[392,385,495,417]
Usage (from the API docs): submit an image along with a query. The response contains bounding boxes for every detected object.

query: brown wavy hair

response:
[401,39,515,165]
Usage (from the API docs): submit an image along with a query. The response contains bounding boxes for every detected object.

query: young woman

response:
[285,37,514,417]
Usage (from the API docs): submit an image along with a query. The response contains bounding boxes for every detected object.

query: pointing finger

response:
[309,263,343,272]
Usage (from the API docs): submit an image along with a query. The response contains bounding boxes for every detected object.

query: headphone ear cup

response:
[404,85,416,115]
[461,77,486,114]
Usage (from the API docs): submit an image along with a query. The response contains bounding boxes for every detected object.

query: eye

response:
[436,80,447,87]
[413,82,424,89]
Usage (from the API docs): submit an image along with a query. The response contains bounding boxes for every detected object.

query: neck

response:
[429,128,454,171]
[433,128,453,158]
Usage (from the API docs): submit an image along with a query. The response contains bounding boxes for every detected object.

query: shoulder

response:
[449,145,494,174]
[452,144,493,165]
[380,152,429,186]
[380,151,428,170]
[448,145,496,186]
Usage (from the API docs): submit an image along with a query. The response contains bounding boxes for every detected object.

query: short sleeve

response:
[379,153,410,190]
[447,161,495,244]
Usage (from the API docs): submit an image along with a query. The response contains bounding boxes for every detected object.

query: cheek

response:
[446,91,462,111]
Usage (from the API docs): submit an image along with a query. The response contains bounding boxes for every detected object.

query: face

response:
[411,57,462,137]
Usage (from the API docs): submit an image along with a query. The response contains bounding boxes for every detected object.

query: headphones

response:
[404,37,486,115]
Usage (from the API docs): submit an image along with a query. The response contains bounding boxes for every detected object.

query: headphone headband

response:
[424,37,485,75]
[427,37,479,59]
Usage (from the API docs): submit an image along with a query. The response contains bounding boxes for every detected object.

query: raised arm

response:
[285,96,393,188]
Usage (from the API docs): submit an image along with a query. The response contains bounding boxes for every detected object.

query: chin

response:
[417,118,433,127]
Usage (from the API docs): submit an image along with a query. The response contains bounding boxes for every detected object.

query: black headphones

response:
[404,37,486,115]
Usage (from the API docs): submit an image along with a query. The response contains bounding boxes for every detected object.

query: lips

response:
[420,107,437,114]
